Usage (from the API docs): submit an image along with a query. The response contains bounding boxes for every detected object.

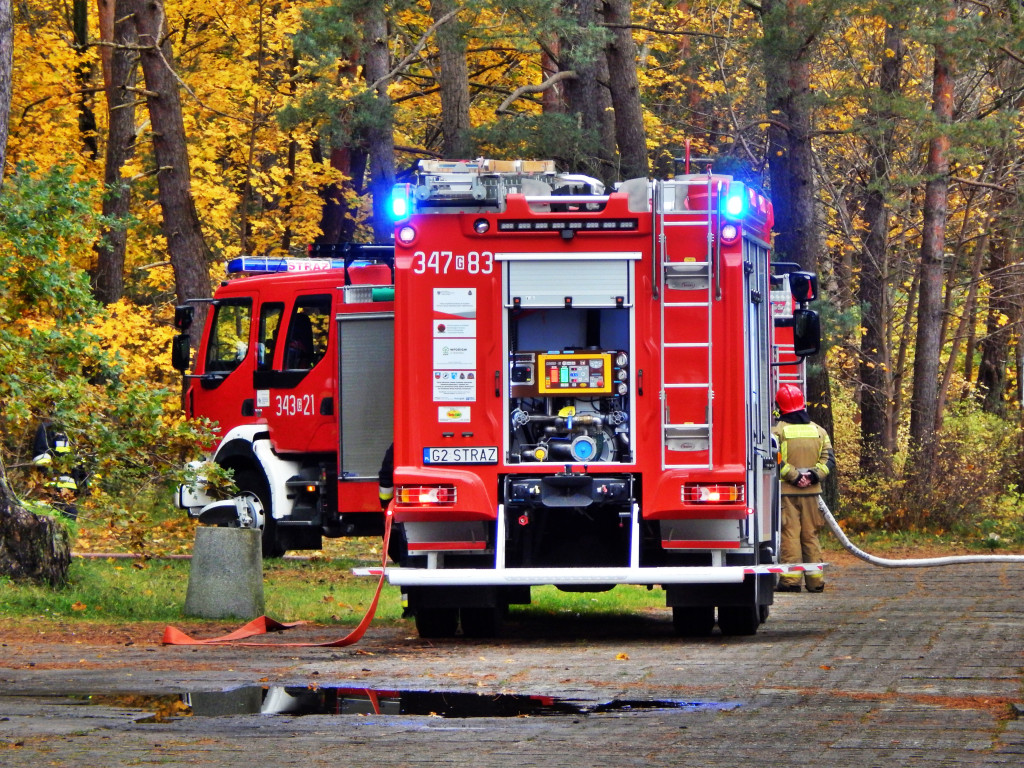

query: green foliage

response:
[0,163,99,322]
[0,164,216,534]
[838,399,1024,546]
[473,113,596,168]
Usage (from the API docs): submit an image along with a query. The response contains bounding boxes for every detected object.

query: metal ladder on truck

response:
[656,174,717,471]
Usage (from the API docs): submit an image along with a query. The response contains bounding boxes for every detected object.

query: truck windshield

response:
[205,299,252,373]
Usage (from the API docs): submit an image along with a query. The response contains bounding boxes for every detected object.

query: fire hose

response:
[819,497,1024,567]
[162,507,393,646]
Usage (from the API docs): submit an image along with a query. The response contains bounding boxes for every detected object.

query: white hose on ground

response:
[818,497,1024,567]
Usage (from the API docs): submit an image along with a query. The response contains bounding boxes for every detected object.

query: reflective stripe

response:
[780,423,821,439]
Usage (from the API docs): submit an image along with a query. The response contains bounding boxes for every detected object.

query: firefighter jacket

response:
[772,414,835,496]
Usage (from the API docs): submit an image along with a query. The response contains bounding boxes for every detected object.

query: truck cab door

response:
[189,297,258,440]
[256,293,337,454]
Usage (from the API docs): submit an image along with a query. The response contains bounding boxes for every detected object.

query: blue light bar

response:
[226,257,351,275]
[722,182,748,220]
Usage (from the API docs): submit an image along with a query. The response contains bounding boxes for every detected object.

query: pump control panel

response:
[538,353,611,394]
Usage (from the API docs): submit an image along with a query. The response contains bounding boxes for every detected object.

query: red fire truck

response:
[375,159,821,638]
[172,246,396,557]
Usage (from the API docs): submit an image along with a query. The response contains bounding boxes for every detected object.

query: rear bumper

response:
[353,562,826,587]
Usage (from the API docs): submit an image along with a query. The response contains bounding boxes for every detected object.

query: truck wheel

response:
[460,606,503,639]
[672,606,715,637]
[235,468,286,559]
[414,607,459,639]
[717,604,760,636]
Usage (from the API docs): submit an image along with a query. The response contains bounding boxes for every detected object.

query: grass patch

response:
[5,499,1020,628]
[515,585,665,618]
[0,555,404,625]
[818,526,1023,554]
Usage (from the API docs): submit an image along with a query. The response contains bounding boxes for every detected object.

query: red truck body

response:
[376,160,820,637]
[176,255,395,556]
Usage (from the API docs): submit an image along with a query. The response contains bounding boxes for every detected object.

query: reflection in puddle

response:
[86,687,739,719]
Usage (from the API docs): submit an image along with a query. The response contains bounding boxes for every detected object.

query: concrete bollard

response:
[184,526,265,620]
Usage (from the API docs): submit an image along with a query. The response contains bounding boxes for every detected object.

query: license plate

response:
[423,446,498,464]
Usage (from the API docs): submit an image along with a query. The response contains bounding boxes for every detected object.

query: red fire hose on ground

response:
[161,508,393,647]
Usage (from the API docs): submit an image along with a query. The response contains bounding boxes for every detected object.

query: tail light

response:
[682,483,745,503]
[396,485,457,506]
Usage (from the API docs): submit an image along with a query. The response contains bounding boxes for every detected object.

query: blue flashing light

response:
[226,257,350,275]
[722,182,748,220]
[390,184,412,221]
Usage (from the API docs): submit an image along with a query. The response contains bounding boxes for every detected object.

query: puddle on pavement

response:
[77,687,739,720]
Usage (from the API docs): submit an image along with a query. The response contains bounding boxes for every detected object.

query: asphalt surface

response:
[1,555,1022,767]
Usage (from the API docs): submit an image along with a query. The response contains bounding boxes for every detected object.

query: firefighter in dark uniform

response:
[772,384,835,592]
[377,443,407,566]
[378,443,394,510]
[31,420,84,519]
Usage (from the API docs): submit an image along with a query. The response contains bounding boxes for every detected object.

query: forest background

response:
[2,0,1024,555]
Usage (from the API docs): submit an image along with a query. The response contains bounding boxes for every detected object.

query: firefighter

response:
[377,443,407,566]
[772,384,835,593]
[31,420,83,520]
[378,443,394,510]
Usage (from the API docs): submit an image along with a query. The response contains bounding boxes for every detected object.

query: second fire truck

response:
[377,159,821,638]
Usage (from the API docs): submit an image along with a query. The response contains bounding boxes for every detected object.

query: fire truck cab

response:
[379,159,821,637]
[173,248,395,557]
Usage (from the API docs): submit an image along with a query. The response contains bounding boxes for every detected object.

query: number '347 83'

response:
[412,250,493,275]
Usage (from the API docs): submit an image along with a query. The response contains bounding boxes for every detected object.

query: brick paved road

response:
[1,556,1022,766]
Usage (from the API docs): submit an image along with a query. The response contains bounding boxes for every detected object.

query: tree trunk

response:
[73,0,99,160]
[0,460,71,587]
[93,0,138,304]
[762,0,821,271]
[909,2,956,456]
[431,0,472,159]
[937,232,984,424]
[560,0,615,185]
[0,0,12,190]
[540,42,566,114]
[603,0,648,181]
[127,0,212,312]
[857,17,905,477]
[760,0,836,508]
[977,232,1015,415]
[363,3,396,243]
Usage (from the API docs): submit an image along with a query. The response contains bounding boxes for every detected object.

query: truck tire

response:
[672,606,715,637]
[717,604,760,636]
[235,468,286,559]
[460,606,504,639]
[414,607,459,639]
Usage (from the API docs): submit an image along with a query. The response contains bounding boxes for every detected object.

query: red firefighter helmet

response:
[775,384,805,414]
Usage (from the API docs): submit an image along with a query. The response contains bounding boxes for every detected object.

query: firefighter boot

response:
[775,579,801,592]
[805,578,825,593]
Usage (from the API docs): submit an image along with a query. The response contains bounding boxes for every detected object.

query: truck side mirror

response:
[792,308,821,357]
[788,272,818,305]
[174,305,194,332]
[171,334,192,372]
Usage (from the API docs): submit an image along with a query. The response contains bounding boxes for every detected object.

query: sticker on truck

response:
[423,446,498,464]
